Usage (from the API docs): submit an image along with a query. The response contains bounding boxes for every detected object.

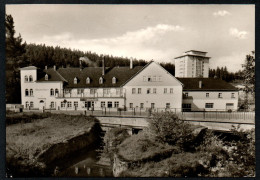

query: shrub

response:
[147,112,194,146]
[103,127,130,156]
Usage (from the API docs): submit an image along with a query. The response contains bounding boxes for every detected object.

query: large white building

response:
[20,53,238,112]
[174,50,210,78]
[20,61,183,112]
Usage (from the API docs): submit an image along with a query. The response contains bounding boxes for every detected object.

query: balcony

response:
[57,92,125,98]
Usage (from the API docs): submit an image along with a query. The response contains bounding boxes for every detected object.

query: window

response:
[206,93,209,98]
[184,93,188,97]
[138,88,141,94]
[30,89,33,96]
[231,93,235,98]
[104,89,110,94]
[129,103,133,108]
[74,77,77,84]
[114,101,119,108]
[151,103,155,109]
[65,89,70,94]
[55,89,59,96]
[158,76,162,82]
[153,88,157,94]
[143,76,146,82]
[25,101,29,108]
[147,88,151,94]
[74,101,78,107]
[90,89,96,94]
[166,103,170,109]
[226,103,234,109]
[30,101,34,108]
[85,101,88,108]
[148,76,151,82]
[140,103,144,109]
[50,102,55,108]
[50,89,54,96]
[112,77,116,84]
[29,75,33,82]
[205,103,214,108]
[152,76,156,81]
[107,101,112,108]
[218,93,222,98]
[101,101,105,108]
[182,104,191,109]
[170,88,173,94]
[67,101,72,108]
[164,88,167,94]
[61,102,65,108]
[25,89,29,96]
[45,74,48,80]
[99,77,103,84]
[25,75,28,82]
[86,77,90,84]
[77,89,83,94]
[132,88,136,94]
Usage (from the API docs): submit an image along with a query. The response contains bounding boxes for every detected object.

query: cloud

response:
[213,10,231,17]
[229,28,248,39]
[36,24,185,61]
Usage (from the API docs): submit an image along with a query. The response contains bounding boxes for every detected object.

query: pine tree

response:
[5,14,27,103]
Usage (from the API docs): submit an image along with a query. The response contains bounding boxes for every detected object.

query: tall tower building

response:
[174,50,210,78]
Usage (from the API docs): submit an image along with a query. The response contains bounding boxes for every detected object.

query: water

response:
[58,149,113,177]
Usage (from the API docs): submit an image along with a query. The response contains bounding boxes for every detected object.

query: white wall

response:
[124,62,183,110]
[182,91,239,111]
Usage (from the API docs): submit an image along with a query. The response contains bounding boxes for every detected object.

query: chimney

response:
[53,65,56,71]
[79,57,83,70]
[199,80,202,88]
[45,66,47,70]
[130,57,133,69]
[102,56,105,76]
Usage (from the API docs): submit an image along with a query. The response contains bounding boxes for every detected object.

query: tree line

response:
[209,67,244,82]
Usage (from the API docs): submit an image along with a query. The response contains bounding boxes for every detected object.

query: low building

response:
[177,78,239,111]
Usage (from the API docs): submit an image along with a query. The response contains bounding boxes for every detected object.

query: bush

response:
[118,131,179,161]
[147,112,194,146]
[103,127,130,156]
[6,112,52,125]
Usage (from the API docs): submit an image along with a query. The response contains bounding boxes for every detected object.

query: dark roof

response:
[185,50,207,53]
[174,54,211,59]
[37,69,67,82]
[177,78,238,91]
[42,66,143,88]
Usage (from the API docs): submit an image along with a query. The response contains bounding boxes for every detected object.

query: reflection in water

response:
[58,149,113,177]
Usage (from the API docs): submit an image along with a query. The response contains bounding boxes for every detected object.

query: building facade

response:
[174,50,210,78]
[20,61,183,111]
[178,78,238,111]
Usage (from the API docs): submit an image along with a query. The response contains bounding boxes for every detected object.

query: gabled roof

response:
[177,78,238,91]
[37,68,67,82]
[55,66,143,88]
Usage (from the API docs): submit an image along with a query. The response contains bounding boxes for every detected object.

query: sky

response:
[6,4,255,72]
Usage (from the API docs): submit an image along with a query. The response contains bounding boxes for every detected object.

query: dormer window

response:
[86,77,90,84]
[74,77,77,84]
[99,77,103,84]
[112,77,116,84]
[29,75,33,82]
[45,74,48,80]
[25,75,28,82]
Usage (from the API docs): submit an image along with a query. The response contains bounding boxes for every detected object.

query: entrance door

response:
[39,100,46,110]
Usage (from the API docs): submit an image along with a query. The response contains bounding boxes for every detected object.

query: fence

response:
[39,107,255,122]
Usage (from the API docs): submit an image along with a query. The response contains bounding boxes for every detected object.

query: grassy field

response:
[6,112,98,172]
